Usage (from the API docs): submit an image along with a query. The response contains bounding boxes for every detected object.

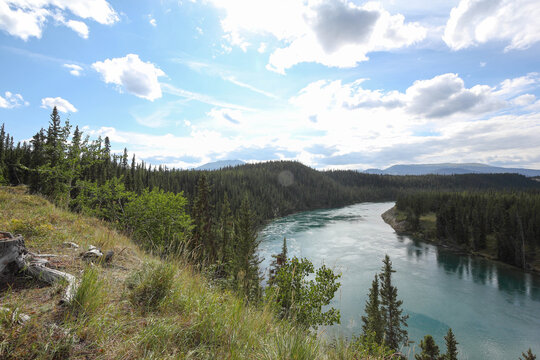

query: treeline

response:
[3,113,540,226]
[396,192,540,269]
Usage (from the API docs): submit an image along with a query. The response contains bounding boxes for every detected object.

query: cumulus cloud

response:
[444,0,540,51]
[0,0,118,40]
[405,73,504,118]
[41,97,77,113]
[291,72,537,120]
[92,54,166,101]
[205,0,426,73]
[149,17,156,27]
[0,91,28,108]
[63,64,84,76]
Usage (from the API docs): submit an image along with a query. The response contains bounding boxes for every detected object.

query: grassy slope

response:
[0,187,377,360]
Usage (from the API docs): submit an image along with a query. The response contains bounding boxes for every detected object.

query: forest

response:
[396,191,540,270]
[1,109,539,358]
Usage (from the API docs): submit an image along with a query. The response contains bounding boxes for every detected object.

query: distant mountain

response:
[195,160,245,170]
[363,163,540,177]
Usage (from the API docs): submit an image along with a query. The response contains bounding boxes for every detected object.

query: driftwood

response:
[0,232,78,304]
[0,306,30,325]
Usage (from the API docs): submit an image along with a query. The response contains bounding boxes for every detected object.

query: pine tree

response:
[443,328,458,360]
[520,349,537,360]
[361,274,384,344]
[379,254,408,350]
[415,335,440,360]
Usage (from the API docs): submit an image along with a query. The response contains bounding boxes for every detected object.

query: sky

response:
[1,0,540,170]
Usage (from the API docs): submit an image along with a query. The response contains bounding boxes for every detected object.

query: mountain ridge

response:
[363,163,540,177]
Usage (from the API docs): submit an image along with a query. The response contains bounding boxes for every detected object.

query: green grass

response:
[0,186,389,359]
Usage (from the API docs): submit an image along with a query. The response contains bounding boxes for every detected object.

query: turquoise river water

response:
[257,202,540,359]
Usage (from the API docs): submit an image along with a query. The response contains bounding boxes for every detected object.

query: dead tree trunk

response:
[0,232,77,304]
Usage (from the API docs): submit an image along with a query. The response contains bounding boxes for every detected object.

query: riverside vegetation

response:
[0,109,538,358]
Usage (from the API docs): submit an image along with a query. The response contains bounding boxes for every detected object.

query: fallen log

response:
[0,232,78,304]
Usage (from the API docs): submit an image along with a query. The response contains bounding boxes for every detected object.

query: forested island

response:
[1,110,539,359]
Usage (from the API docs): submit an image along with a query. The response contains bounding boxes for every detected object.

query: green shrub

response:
[123,188,193,257]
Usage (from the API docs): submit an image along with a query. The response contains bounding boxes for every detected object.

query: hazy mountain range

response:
[363,163,540,177]
[195,160,245,170]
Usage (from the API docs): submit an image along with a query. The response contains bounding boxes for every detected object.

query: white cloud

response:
[405,73,503,118]
[65,19,88,38]
[92,54,166,101]
[444,0,540,51]
[0,91,28,108]
[291,72,540,122]
[512,94,535,106]
[149,18,156,27]
[0,0,118,40]
[205,0,426,73]
[41,97,77,113]
[161,83,254,111]
[63,63,83,76]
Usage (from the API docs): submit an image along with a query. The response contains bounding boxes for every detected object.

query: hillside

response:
[0,186,379,360]
[363,163,540,177]
[195,160,246,170]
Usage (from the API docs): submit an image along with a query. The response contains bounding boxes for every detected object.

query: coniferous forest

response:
[2,109,540,272]
[1,110,540,358]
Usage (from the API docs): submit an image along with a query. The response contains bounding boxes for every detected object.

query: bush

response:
[127,262,176,311]
[123,188,193,257]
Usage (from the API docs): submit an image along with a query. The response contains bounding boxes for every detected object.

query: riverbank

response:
[381,206,540,274]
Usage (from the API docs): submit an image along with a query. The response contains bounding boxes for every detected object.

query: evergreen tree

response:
[415,335,440,360]
[361,274,384,344]
[520,349,537,360]
[192,174,215,262]
[443,328,458,360]
[379,254,408,350]
[268,237,288,285]
[0,123,6,184]
[233,197,262,301]
[217,193,234,275]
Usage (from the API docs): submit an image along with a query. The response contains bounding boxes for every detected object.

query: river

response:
[257,202,540,359]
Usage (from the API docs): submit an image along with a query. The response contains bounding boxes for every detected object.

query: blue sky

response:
[1,0,540,170]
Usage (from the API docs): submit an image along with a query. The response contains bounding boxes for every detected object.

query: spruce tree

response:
[268,237,288,285]
[415,335,440,360]
[379,254,408,350]
[218,193,234,272]
[361,274,384,344]
[192,174,215,262]
[443,328,458,360]
[233,197,262,301]
[520,349,537,360]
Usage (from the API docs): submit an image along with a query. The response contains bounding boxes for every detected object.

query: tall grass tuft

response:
[68,267,106,320]
[127,262,176,311]
[260,328,321,360]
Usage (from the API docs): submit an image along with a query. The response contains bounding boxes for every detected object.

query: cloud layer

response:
[444,0,540,50]
[92,54,166,101]
[0,0,118,40]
